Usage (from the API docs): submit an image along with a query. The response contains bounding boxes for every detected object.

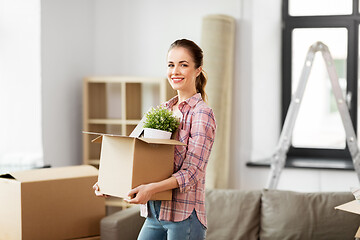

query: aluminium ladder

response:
[266,41,360,189]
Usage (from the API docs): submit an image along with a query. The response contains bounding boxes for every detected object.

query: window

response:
[282,0,360,168]
[291,28,348,150]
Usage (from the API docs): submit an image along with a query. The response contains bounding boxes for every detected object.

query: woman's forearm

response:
[148,176,179,195]
[125,176,179,204]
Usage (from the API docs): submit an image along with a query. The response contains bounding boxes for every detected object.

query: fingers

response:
[127,187,139,198]
[92,182,109,198]
[93,182,102,196]
[95,190,110,198]
[124,196,142,204]
[124,198,135,204]
[93,182,99,191]
[125,187,141,203]
[94,189,103,196]
[124,186,150,204]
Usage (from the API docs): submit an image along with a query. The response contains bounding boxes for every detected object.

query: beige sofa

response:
[101,189,360,240]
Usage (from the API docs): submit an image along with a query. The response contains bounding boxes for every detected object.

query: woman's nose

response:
[172,65,180,75]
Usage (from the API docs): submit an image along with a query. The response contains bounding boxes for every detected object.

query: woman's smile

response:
[171,76,184,84]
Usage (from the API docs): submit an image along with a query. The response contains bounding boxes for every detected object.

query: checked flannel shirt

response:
[158,93,216,227]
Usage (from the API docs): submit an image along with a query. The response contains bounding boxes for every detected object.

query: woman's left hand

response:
[124,184,154,204]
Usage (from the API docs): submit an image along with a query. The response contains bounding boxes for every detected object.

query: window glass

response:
[291,28,347,149]
[289,0,352,16]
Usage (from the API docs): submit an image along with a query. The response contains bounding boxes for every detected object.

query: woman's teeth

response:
[172,78,183,83]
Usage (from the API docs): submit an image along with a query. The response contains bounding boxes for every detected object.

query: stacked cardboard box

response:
[0,165,105,240]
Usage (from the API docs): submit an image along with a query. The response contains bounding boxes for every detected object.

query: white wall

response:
[0,0,43,172]
[93,0,242,76]
[40,0,359,192]
[237,0,282,189]
[41,0,94,167]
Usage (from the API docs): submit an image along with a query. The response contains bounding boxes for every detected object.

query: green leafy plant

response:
[143,107,180,133]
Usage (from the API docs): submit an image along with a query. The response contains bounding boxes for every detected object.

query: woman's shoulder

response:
[191,102,216,131]
[193,100,213,112]
[192,101,216,121]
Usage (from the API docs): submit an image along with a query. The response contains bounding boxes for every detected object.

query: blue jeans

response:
[137,201,206,240]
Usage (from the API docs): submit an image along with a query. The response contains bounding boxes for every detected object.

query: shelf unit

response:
[83,76,175,167]
[83,76,176,208]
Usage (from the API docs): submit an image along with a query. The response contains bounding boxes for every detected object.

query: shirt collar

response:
[186,93,202,107]
[165,93,202,109]
[166,95,179,109]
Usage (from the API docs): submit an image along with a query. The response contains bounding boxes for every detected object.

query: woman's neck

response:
[177,90,197,104]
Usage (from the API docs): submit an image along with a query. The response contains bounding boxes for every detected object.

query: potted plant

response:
[143,106,180,139]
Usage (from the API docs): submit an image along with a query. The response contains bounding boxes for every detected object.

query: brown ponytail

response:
[196,70,208,102]
[169,39,208,102]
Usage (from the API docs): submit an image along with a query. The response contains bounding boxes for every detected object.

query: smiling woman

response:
[135,39,216,240]
[94,39,216,240]
[0,0,43,173]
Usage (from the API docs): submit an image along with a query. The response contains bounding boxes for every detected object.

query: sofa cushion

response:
[101,205,145,240]
[205,189,261,240]
[261,189,360,240]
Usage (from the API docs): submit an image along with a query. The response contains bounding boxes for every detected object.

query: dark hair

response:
[169,39,208,102]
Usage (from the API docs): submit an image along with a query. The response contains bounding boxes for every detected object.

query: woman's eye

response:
[168,64,174,67]
[181,64,188,67]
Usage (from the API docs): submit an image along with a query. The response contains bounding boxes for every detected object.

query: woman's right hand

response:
[92,182,110,198]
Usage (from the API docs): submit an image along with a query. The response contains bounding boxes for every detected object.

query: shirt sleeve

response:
[172,107,216,193]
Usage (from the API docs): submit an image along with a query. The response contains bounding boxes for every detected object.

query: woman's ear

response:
[196,66,202,77]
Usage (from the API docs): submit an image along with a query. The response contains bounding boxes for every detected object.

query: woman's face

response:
[167,47,201,94]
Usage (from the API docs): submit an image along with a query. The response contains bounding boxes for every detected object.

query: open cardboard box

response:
[0,165,105,240]
[84,119,185,201]
[335,199,360,238]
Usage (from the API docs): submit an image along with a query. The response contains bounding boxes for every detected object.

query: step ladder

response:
[266,41,360,189]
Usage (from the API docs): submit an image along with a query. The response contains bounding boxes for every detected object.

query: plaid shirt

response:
[159,93,216,227]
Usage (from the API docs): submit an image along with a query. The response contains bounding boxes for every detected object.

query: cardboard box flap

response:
[83,131,130,143]
[83,131,186,146]
[356,226,360,238]
[92,135,103,143]
[83,131,102,143]
[335,200,360,215]
[129,114,146,138]
[0,165,98,182]
[138,138,186,146]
